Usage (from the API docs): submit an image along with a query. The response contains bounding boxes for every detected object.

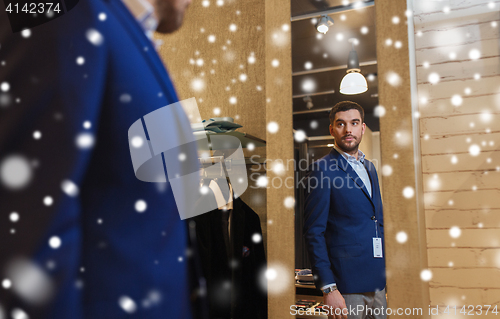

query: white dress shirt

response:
[121,0,162,47]
[333,144,371,197]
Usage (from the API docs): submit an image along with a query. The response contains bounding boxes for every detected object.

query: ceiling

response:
[291,0,379,138]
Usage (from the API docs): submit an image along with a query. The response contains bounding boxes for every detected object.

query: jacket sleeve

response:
[303,161,336,289]
[0,8,107,317]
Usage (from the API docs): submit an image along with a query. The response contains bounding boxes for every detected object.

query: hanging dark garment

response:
[186,220,210,319]
[189,193,267,319]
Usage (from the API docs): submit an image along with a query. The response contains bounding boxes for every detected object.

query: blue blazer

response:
[0,1,195,318]
[303,148,386,294]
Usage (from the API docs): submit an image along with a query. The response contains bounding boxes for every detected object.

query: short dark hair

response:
[329,101,365,126]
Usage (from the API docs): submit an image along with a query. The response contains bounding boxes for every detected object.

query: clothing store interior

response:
[157,0,497,318]
[161,1,388,316]
[161,0,380,318]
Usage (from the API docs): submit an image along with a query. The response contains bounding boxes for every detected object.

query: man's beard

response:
[337,135,361,153]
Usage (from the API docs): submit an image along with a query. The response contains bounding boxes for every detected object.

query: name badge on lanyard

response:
[372,217,383,258]
[373,238,383,258]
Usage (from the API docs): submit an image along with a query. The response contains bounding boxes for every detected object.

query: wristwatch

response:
[322,285,337,294]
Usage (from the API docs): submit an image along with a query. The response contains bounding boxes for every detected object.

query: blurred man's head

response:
[150,0,192,33]
[329,101,366,155]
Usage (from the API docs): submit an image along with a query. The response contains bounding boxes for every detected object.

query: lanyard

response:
[371,215,378,238]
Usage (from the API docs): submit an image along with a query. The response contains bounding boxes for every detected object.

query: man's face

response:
[153,0,192,34]
[329,109,366,154]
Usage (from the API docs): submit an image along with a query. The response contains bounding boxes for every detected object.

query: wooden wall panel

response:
[415,17,499,50]
[422,171,500,192]
[430,268,500,288]
[417,75,500,120]
[421,132,500,155]
[420,114,500,136]
[423,190,500,210]
[428,248,500,268]
[429,286,500,311]
[156,0,267,141]
[416,57,500,83]
[418,76,500,101]
[419,94,500,118]
[427,229,500,248]
[412,0,500,312]
[426,209,500,228]
[413,0,497,24]
[416,36,500,65]
[265,0,295,317]
[422,153,499,173]
[376,0,431,317]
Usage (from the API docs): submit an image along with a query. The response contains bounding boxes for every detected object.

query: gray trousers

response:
[343,288,387,319]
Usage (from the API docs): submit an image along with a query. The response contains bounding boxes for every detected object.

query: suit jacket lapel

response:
[364,160,382,215]
[364,160,377,196]
[329,148,375,209]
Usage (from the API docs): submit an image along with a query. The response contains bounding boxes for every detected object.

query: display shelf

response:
[294,295,327,318]
[295,283,316,289]
[295,282,327,318]
[295,282,321,297]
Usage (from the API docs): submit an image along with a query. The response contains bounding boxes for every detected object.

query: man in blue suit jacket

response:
[0,0,198,318]
[304,101,386,319]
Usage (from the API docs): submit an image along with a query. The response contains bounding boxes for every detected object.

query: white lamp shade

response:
[340,72,368,95]
[317,24,328,34]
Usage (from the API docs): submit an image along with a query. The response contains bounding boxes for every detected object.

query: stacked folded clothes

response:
[295,269,314,285]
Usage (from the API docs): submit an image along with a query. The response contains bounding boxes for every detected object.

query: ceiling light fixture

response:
[340,39,368,95]
[316,15,334,34]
